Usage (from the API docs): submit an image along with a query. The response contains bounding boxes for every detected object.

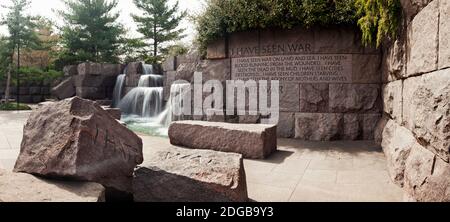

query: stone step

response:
[133,146,248,202]
[169,121,277,159]
[0,170,105,202]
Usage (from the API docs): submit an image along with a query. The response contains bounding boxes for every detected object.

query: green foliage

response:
[0,0,41,51]
[356,0,401,47]
[195,0,401,53]
[0,102,32,110]
[57,0,126,66]
[132,0,187,63]
[13,67,63,85]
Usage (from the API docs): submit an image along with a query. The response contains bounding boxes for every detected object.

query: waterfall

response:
[118,87,164,117]
[112,74,126,107]
[138,74,163,87]
[142,64,154,75]
[157,83,192,127]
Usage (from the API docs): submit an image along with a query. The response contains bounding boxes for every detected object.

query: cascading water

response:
[112,74,126,107]
[156,83,192,127]
[111,63,169,136]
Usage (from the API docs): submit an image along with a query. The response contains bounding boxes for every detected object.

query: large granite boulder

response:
[169,121,277,159]
[13,97,143,195]
[125,62,143,75]
[404,144,450,202]
[51,77,75,100]
[133,146,248,202]
[0,170,105,202]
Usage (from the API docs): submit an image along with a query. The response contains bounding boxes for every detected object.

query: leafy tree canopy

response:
[57,0,125,66]
[132,0,187,63]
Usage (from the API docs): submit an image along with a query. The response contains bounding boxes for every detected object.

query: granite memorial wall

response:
[163,25,383,141]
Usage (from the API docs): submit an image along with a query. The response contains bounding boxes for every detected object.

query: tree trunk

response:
[4,65,11,103]
[153,23,157,60]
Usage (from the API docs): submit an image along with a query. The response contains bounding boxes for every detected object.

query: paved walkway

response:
[0,111,404,202]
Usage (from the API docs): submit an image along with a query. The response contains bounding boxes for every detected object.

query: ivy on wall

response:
[194,0,401,54]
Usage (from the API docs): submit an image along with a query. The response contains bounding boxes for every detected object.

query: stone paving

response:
[0,111,404,202]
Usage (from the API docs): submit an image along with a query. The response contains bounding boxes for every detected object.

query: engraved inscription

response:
[231,54,353,83]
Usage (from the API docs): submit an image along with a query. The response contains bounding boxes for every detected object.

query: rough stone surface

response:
[133,146,248,202]
[295,113,343,141]
[407,0,439,76]
[439,0,450,69]
[329,84,381,113]
[162,56,176,71]
[280,83,300,112]
[299,83,328,112]
[198,59,231,82]
[175,63,197,82]
[77,63,102,75]
[382,37,407,82]
[101,64,123,76]
[277,112,294,138]
[169,121,277,159]
[76,87,106,100]
[313,26,365,54]
[342,114,360,140]
[403,69,450,161]
[374,114,390,145]
[400,0,434,22]
[352,54,382,83]
[362,114,381,140]
[0,171,105,202]
[382,80,403,122]
[404,144,450,202]
[207,38,227,59]
[381,120,415,186]
[74,75,117,88]
[63,65,78,76]
[51,77,75,100]
[103,107,121,120]
[14,97,143,193]
[125,62,143,75]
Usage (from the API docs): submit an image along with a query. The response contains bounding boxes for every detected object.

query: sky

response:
[0,0,205,44]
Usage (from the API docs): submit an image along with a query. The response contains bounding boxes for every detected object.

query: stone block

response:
[229,30,260,58]
[125,62,143,75]
[63,65,78,76]
[352,54,382,84]
[14,97,143,194]
[382,80,403,123]
[407,0,439,76]
[32,95,44,103]
[207,38,227,59]
[133,146,248,202]
[74,75,117,88]
[382,38,407,82]
[280,83,300,112]
[299,83,329,112]
[295,113,343,141]
[403,69,450,161]
[169,121,277,159]
[439,0,450,69]
[101,64,123,76]
[198,59,231,82]
[51,77,75,100]
[313,26,365,54]
[0,171,105,202]
[329,84,381,113]
[277,112,295,138]
[76,87,106,100]
[342,114,361,140]
[362,114,381,140]
[18,87,29,95]
[404,143,450,202]
[77,62,102,75]
[259,27,315,56]
[162,56,176,71]
[381,120,415,186]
